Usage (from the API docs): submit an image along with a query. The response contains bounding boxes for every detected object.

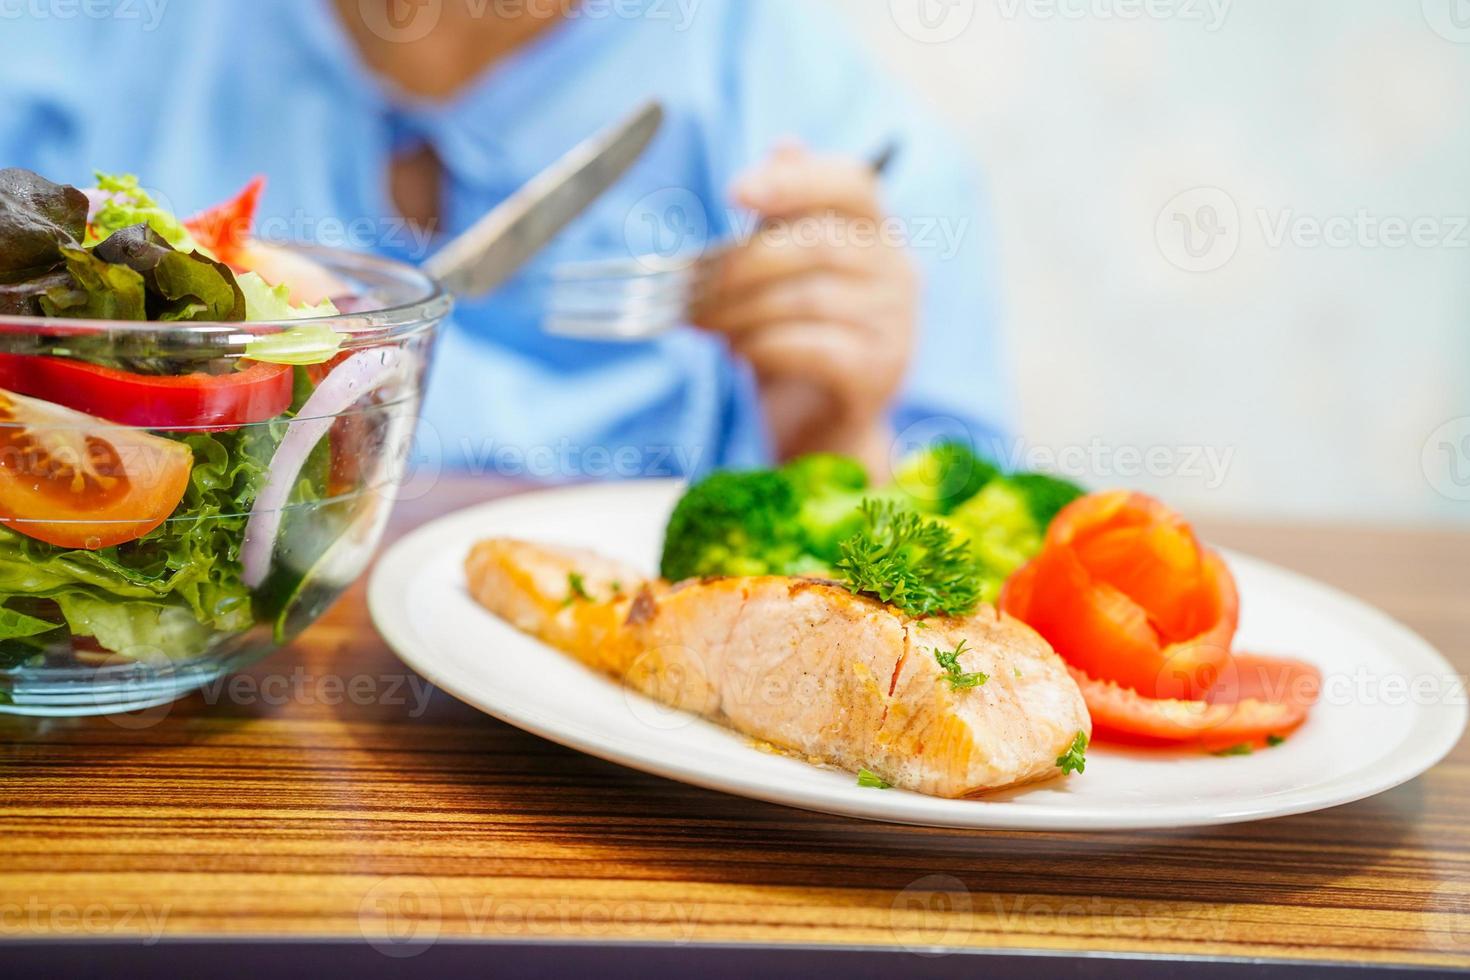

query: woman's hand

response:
[691,144,919,474]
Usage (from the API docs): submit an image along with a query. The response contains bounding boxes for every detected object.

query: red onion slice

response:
[241,348,405,589]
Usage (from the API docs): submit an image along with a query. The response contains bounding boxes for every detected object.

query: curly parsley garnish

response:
[563,572,592,606]
[835,501,981,618]
[1266,734,1286,747]
[856,768,892,789]
[1056,731,1088,774]
[933,639,988,691]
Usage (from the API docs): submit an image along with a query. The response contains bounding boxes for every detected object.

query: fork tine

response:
[549,249,711,282]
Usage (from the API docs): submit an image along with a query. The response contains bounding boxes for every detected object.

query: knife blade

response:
[423,100,666,298]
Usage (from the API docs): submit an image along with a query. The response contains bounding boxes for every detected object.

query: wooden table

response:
[3,477,1468,975]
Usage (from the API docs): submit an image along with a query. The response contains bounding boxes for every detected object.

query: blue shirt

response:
[0,0,1013,477]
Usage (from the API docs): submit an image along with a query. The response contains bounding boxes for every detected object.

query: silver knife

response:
[423,100,665,298]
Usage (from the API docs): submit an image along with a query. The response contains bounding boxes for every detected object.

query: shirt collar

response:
[302,0,623,191]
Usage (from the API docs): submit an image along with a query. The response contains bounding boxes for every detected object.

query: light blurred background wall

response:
[823,0,1470,526]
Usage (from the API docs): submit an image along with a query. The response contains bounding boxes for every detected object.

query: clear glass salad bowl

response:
[0,246,450,715]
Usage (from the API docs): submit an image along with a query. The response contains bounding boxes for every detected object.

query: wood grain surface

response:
[2,478,1467,968]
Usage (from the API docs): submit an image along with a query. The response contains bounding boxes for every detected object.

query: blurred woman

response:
[0,0,1011,479]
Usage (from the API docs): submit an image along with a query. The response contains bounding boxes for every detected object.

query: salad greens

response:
[85,172,205,253]
[243,320,344,365]
[92,224,245,321]
[0,426,273,661]
[0,167,338,333]
[657,443,1086,619]
[237,272,338,322]
[0,168,361,671]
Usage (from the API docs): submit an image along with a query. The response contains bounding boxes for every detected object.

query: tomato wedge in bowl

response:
[1002,490,1321,747]
[0,388,193,549]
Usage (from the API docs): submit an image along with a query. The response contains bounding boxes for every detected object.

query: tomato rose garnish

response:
[1001,491,1319,746]
[1002,491,1237,700]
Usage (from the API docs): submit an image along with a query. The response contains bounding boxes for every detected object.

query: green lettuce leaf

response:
[85,172,204,254]
[0,267,79,317]
[0,426,276,659]
[244,322,345,365]
[55,594,216,664]
[36,245,148,320]
[93,223,245,321]
[0,605,61,641]
[237,271,344,363]
[237,271,339,321]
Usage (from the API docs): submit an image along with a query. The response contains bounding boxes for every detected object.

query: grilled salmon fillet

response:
[465,538,1090,797]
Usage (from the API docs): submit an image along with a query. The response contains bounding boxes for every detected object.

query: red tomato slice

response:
[1001,491,1238,701]
[1070,653,1320,747]
[0,389,193,549]
[0,354,293,430]
[184,176,264,266]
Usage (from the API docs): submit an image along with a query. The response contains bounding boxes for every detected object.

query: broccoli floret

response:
[781,453,869,497]
[781,454,925,564]
[798,484,915,563]
[1009,472,1086,528]
[892,441,1000,513]
[945,473,1087,602]
[659,470,813,581]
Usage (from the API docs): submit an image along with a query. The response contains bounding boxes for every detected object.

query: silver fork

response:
[543,142,899,342]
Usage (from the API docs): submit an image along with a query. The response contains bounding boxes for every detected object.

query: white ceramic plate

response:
[369,480,1465,831]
